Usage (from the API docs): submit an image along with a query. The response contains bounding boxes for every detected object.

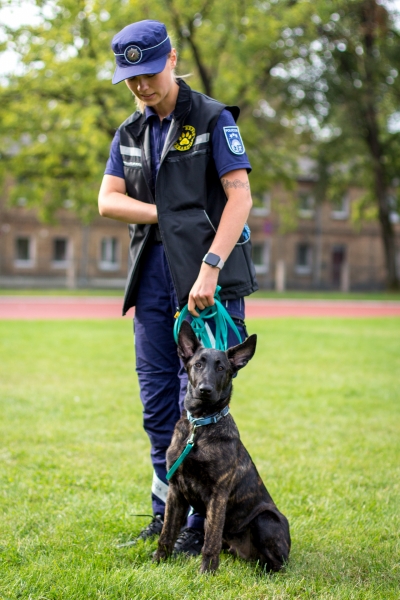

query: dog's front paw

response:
[200,554,219,574]
[152,548,168,563]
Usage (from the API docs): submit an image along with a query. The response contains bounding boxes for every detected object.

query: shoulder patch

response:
[174,125,196,151]
[223,126,245,155]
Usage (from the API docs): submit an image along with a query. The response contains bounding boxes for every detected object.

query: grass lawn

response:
[0,318,399,599]
[1,288,400,302]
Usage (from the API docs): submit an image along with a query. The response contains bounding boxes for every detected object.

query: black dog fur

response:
[153,320,291,573]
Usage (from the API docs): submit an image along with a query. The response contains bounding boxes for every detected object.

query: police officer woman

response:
[98,19,258,555]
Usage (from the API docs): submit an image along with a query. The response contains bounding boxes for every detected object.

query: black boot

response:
[173,527,204,556]
[116,514,164,548]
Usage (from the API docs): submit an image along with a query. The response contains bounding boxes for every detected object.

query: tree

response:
[0,0,153,220]
[278,0,400,289]
[0,0,302,221]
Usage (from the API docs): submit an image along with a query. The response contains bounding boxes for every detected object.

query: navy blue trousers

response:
[134,243,247,530]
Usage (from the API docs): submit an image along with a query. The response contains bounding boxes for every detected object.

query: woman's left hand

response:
[186,169,252,317]
[188,263,220,316]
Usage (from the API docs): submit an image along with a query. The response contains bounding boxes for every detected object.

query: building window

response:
[298,191,315,218]
[295,243,313,275]
[52,238,69,267]
[251,192,271,217]
[331,194,349,220]
[15,236,34,267]
[331,245,347,287]
[252,242,269,274]
[100,237,119,270]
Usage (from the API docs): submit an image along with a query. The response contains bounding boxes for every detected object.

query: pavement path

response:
[1,296,400,319]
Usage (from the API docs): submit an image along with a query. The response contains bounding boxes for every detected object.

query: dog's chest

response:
[168,428,239,498]
[175,448,230,508]
[168,431,226,473]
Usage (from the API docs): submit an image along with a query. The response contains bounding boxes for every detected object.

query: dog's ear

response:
[177,321,202,364]
[226,334,257,372]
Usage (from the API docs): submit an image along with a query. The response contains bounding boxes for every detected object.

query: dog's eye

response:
[216,365,224,372]
[194,362,202,369]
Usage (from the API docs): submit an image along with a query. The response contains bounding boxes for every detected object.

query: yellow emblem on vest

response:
[174,125,196,151]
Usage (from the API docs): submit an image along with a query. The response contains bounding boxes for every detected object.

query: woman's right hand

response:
[98,174,158,225]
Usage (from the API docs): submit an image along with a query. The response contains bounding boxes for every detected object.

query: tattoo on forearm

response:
[221,178,250,192]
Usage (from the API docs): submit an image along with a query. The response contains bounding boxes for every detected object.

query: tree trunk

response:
[365,120,399,289]
[376,186,399,290]
[361,0,399,289]
[185,34,213,97]
[164,0,213,97]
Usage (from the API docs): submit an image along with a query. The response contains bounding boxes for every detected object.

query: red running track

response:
[1,296,400,319]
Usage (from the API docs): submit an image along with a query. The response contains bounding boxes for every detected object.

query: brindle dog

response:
[153,321,291,574]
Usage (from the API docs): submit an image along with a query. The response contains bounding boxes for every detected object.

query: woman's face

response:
[125,49,178,113]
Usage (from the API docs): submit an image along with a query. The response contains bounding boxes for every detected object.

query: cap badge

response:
[174,125,196,151]
[124,45,142,64]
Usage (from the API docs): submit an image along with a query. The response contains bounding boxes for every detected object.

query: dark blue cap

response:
[111,20,171,85]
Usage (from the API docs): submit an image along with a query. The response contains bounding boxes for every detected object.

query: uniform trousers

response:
[134,242,247,530]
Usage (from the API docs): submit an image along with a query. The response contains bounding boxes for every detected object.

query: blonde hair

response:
[132,48,191,113]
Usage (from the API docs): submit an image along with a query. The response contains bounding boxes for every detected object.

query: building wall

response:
[248,182,399,291]
[0,199,130,288]
[1,182,399,290]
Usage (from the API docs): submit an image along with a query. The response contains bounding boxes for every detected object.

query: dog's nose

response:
[199,384,213,397]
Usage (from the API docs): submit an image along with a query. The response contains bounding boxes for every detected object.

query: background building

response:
[0,196,129,289]
[250,184,400,291]
[1,180,399,291]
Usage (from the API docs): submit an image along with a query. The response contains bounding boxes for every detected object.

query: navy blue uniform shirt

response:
[105,108,251,181]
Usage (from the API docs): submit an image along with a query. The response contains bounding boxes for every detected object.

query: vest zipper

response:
[155,211,182,307]
[154,118,184,305]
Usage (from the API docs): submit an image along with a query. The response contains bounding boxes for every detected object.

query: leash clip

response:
[188,424,196,445]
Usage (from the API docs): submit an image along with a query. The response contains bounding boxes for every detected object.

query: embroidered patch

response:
[223,126,245,155]
[174,125,196,151]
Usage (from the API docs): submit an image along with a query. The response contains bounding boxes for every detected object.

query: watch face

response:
[205,253,220,267]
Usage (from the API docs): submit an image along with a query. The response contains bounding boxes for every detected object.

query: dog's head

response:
[178,320,257,414]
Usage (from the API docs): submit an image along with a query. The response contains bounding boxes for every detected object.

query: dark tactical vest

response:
[118,79,258,315]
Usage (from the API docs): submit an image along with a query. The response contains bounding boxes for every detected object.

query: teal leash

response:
[166,426,196,481]
[173,286,242,351]
[166,406,231,481]
[169,287,241,480]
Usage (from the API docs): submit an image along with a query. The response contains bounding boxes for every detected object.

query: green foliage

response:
[1,0,400,284]
[0,0,147,220]
[272,0,400,286]
[351,190,379,228]
[0,317,399,598]
[0,0,305,220]
[278,0,400,209]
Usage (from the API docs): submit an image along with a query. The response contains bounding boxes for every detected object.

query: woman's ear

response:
[169,48,177,69]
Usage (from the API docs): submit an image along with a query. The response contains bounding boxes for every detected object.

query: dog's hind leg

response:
[154,484,189,562]
[250,508,291,572]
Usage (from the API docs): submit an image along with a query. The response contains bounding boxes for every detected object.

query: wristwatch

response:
[202,252,224,270]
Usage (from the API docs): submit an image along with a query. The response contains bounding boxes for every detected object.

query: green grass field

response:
[1,288,400,301]
[1,318,399,599]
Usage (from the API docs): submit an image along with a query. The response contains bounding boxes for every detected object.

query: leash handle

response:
[173,286,242,351]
